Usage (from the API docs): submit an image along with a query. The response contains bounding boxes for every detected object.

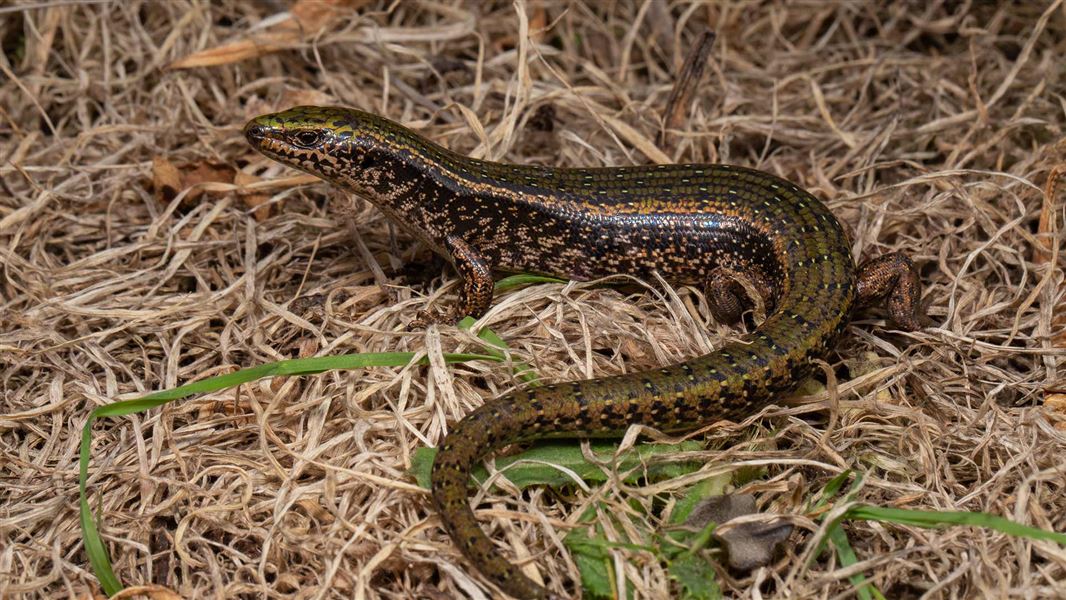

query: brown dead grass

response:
[2,1,1065,598]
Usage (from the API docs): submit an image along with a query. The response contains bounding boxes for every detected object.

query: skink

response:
[245,106,921,599]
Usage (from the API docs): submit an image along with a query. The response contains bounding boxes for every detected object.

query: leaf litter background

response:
[2,0,1065,598]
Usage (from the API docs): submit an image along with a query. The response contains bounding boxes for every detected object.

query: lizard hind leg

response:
[706,268,775,327]
[855,252,923,331]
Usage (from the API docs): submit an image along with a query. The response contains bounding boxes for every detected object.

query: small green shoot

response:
[659,475,732,599]
[565,526,626,600]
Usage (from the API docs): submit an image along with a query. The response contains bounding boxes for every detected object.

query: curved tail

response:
[431,392,555,599]
[429,325,827,599]
[427,207,922,599]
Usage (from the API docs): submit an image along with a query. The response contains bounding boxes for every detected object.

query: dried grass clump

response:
[1,1,1064,598]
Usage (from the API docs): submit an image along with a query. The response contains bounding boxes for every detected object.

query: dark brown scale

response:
[245,106,923,600]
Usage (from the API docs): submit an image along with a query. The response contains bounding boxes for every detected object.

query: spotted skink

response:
[245,106,921,599]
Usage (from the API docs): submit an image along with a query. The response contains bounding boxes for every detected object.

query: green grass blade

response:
[79,414,122,596]
[845,504,1066,544]
[810,470,852,511]
[79,347,510,595]
[494,273,567,291]
[825,521,885,600]
[457,316,539,384]
[94,351,498,408]
[805,472,883,600]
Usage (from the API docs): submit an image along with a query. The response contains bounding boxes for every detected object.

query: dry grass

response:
[2,1,1065,598]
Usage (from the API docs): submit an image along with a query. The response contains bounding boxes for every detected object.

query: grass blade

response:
[825,522,885,600]
[79,347,511,595]
[494,273,567,291]
[845,505,1066,544]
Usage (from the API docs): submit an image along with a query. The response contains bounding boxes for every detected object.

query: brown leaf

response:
[183,162,235,190]
[297,337,320,358]
[621,337,646,360]
[234,170,273,220]
[297,497,333,522]
[181,162,236,204]
[714,517,794,571]
[291,0,360,27]
[152,159,236,206]
[658,29,716,150]
[281,88,336,108]
[151,157,183,204]
[529,1,548,44]
[685,494,793,571]
[169,0,371,69]
[1045,393,1066,432]
[168,30,293,69]
[1037,164,1065,349]
[1035,164,1064,266]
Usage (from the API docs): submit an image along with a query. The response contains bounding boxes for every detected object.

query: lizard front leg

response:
[411,236,494,327]
[410,236,494,327]
[446,235,494,320]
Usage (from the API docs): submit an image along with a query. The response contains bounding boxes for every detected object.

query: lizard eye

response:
[293,130,321,147]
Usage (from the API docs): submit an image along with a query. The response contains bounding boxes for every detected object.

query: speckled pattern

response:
[245,106,922,600]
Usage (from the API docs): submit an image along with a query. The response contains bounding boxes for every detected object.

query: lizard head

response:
[244,105,455,203]
[244,105,377,183]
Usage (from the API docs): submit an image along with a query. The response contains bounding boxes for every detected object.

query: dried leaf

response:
[291,0,357,26]
[235,170,272,220]
[1045,393,1066,431]
[281,88,336,108]
[685,493,756,528]
[169,33,288,69]
[1035,164,1063,266]
[658,29,716,150]
[714,517,793,571]
[169,0,371,69]
[296,497,332,522]
[685,494,793,571]
[528,1,548,44]
[151,157,183,204]
[181,162,236,204]
[152,159,236,205]
[183,162,235,191]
